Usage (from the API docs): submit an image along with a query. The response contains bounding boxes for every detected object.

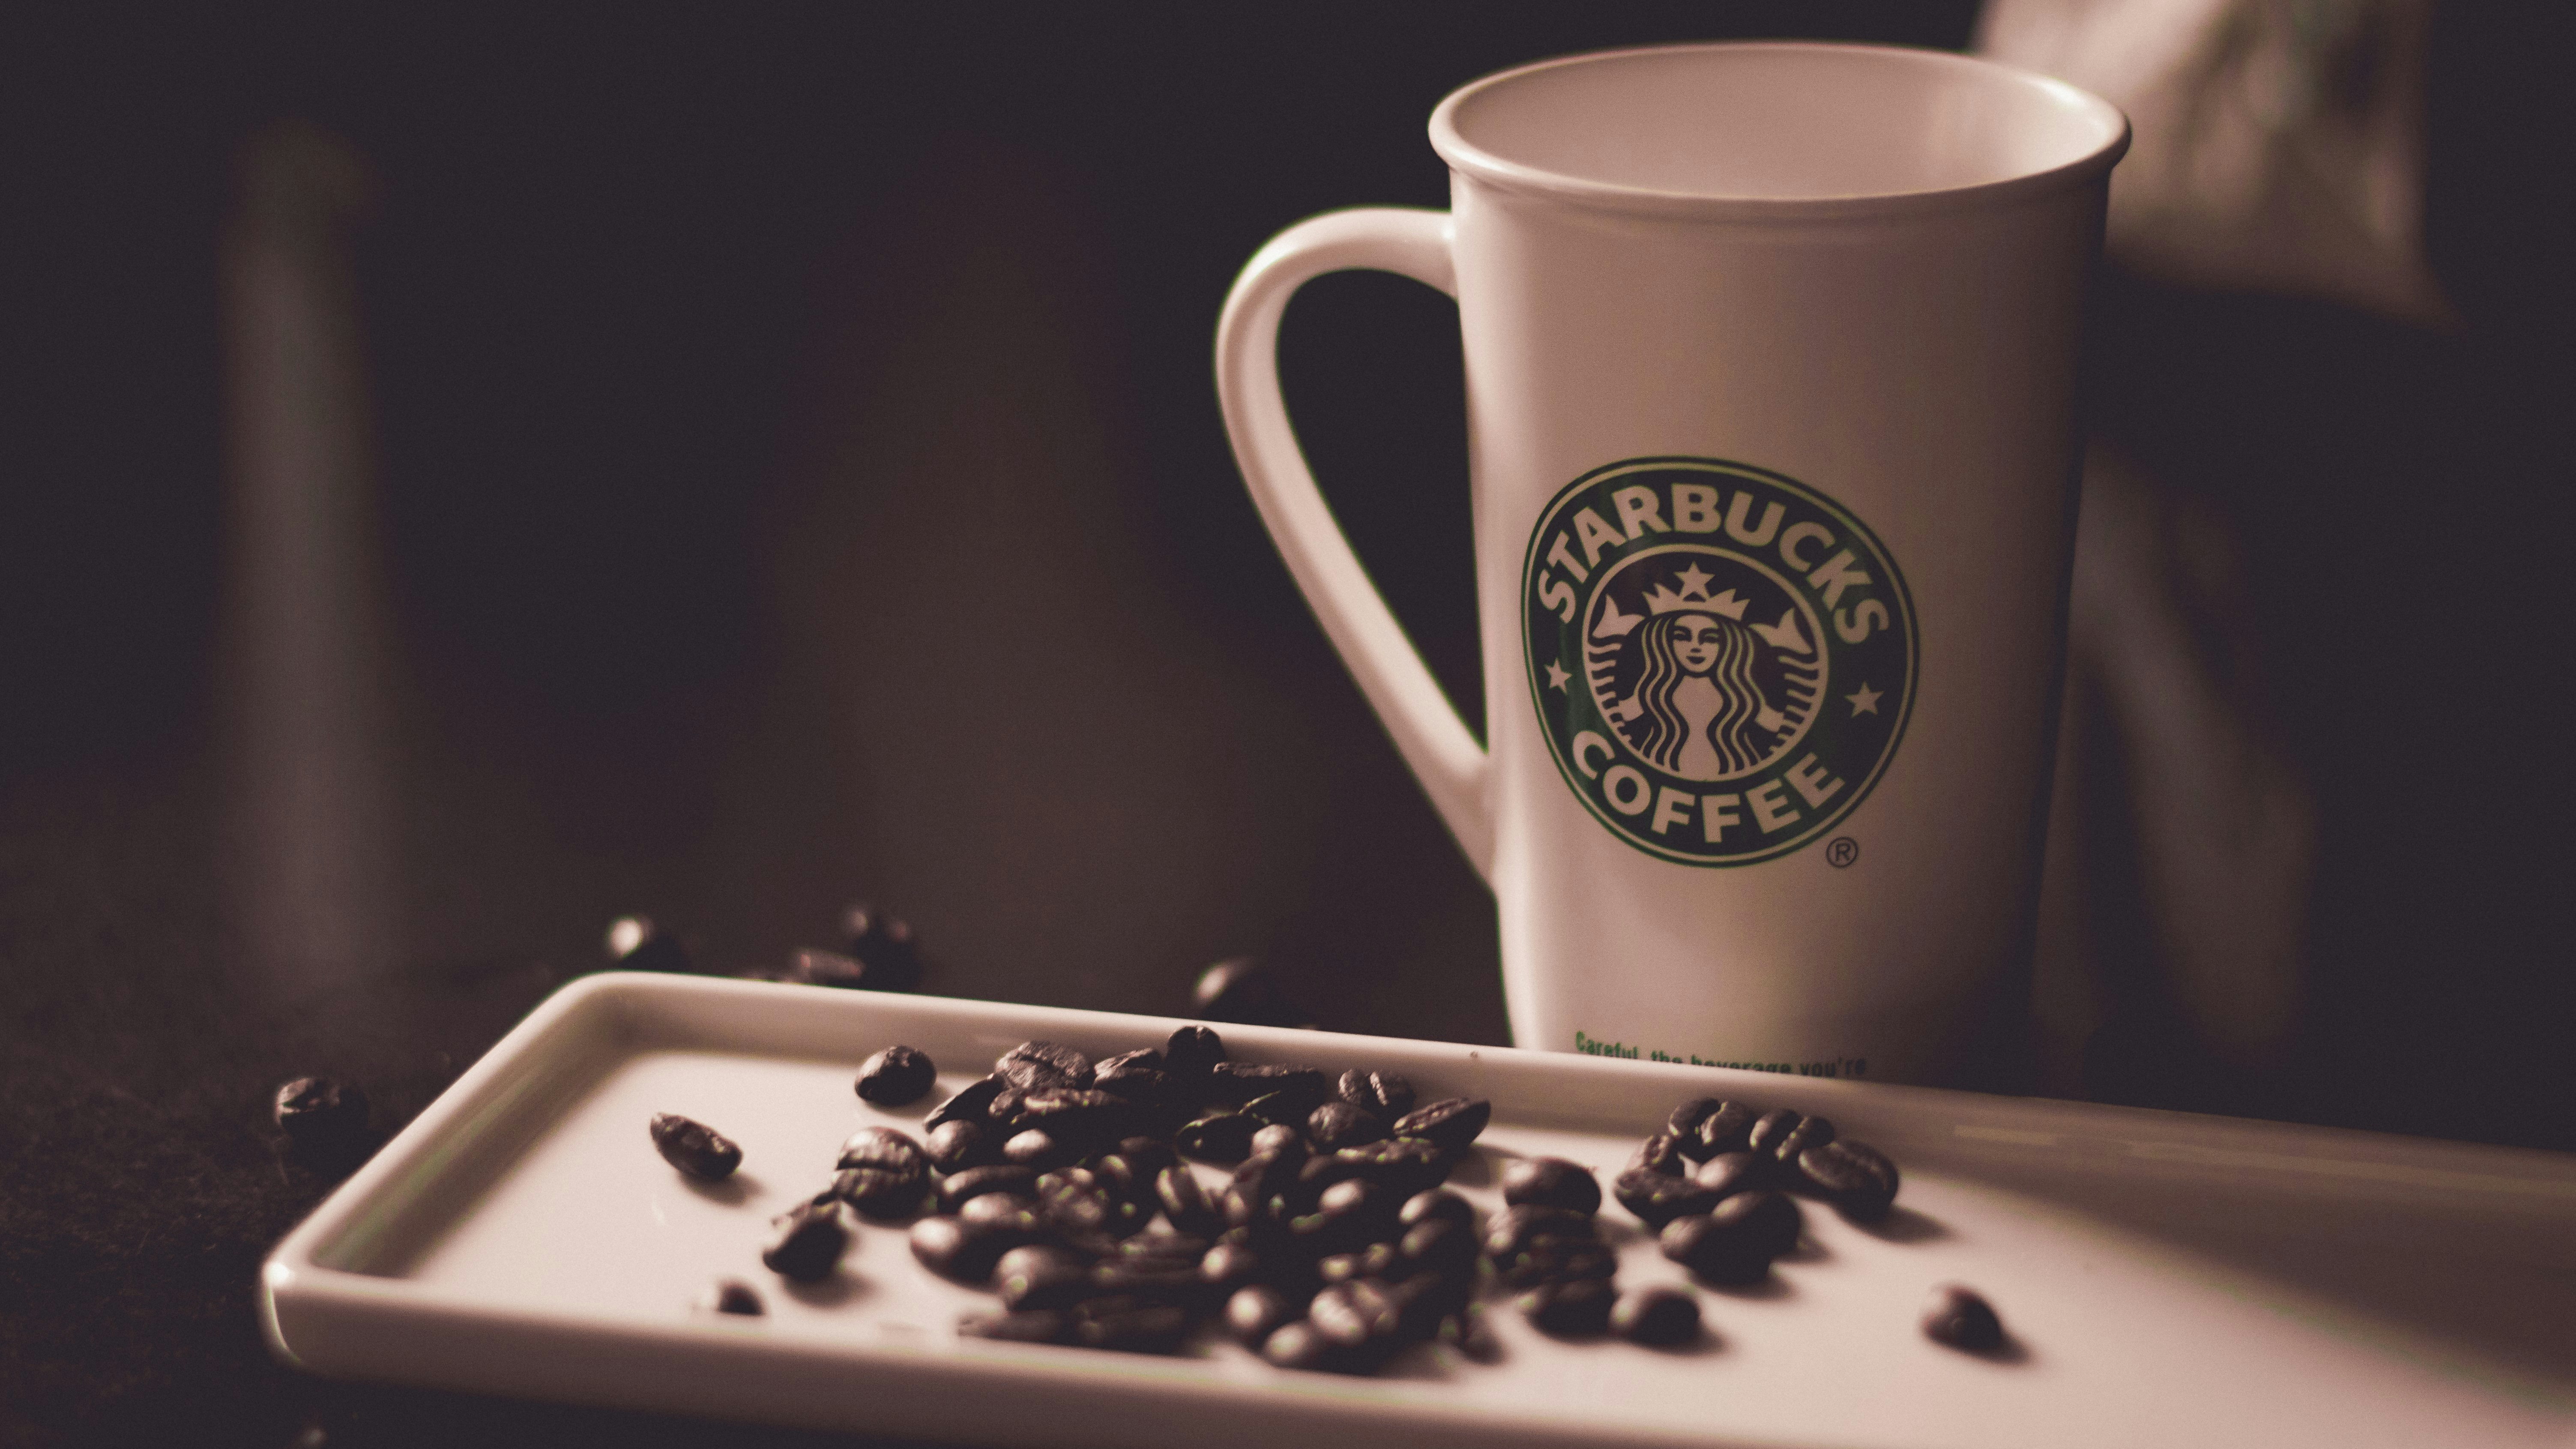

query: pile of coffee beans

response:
[655,1028,2011,1369]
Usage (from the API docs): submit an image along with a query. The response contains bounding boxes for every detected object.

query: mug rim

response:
[1427,41,2130,222]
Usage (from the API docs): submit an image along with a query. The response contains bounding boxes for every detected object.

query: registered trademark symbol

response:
[1826,837,1859,868]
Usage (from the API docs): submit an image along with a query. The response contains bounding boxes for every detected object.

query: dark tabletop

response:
[5,6,2572,1447]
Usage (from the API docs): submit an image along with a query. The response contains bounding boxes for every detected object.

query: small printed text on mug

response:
[1574,1030,1869,1079]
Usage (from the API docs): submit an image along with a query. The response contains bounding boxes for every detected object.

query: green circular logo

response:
[1521,457,1916,866]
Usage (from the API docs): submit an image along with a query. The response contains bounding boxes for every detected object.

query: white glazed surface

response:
[1215,45,2131,1081]
[265,974,2576,1448]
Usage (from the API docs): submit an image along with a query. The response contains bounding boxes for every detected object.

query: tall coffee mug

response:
[1218,44,2126,1085]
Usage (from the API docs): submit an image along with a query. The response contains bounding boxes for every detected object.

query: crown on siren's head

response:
[1642,563,1746,620]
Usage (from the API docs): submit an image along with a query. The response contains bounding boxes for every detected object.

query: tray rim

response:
[259,971,2576,1447]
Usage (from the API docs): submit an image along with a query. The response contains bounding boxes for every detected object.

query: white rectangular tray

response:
[261,972,2576,1449]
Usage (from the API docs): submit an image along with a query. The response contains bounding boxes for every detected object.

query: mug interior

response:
[1433,44,2126,212]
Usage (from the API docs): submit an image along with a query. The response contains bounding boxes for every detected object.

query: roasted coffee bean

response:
[958,1190,1047,1239]
[1205,1062,1332,1114]
[1501,1156,1601,1215]
[1490,1237,1617,1290]
[852,1045,936,1105]
[761,1201,852,1282]
[937,1163,1039,1214]
[1249,1122,1309,1161]
[1628,1131,1687,1177]
[1112,1136,1179,1179]
[926,1119,995,1173]
[1200,1239,1263,1292]
[275,1078,373,1163]
[1226,1284,1295,1345]
[1331,1137,1451,1199]
[1518,1276,1616,1337]
[1038,1168,1153,1240]
[1667,1097,1724,1141]
[1116,1228,1211,1269]
[1073,1300,1194,1354]
[782,948,870,989]
[1398,1216,1478,1275]
[960,1308,1071,1344]
[1089,1049,1173,1109]
[829,1165,929,1220]
[1337,1069,1415,1119]
[1290,1178,1394,1254]
[1262,1319,1367,1373]
[840,901,923,991]
[996,1041,1094,1092]
[1484,1203,1596,1260]
[1319,1241,1403,1284]
[1688,1101,1759,1161]
[1747,1109,1832,1164]
[1922,1284,2006,1352]
[911,1215,996,1283]
[1610,1285,1700,1346]
[648,1112,742,1181]
[837,1126,927,1174]
[1660,1192,1801,1285]
[1305,1100,1385,1152]
[1174,1112,1258,1163]
[1154,1165,1224,1237]
[700,1279,764,1316]
[925,1076,1006,1131]
[1192,957,1313,1029]
[1795,1139,1901,1222]
[1391,1096,1491,1153]
[1087,1152,1158,1208]
[1015,1088,1145,1147]
[1089,1258,1215,1310]
[1163,1024,1227,1082]
[1398,1188,1475,1230]
[1689,1151,1766,1200]
[1002,1128,1080,1171]
[995,1245,1096,1311]
[1307,1279,1406,1347]
[1612,1167,1723,1228]
[984,1086,1029,1132]
[605,915,691,973]
[1714,1189,1804,1258]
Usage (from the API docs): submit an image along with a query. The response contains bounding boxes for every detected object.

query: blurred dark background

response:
[1,4,2569,1446]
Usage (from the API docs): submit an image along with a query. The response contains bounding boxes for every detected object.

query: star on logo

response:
[1846,682,1882,716]
[1544,661,1570,692]
[1671,562,1714,597]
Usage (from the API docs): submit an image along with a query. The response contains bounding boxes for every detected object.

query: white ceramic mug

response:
[1217,44,2127,1085]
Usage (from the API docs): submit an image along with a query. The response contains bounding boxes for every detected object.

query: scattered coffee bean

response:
[1687,1101,1759,1161]
[996,1041,1094,1092]
[960,1308,1069,1344]
[840,902,923,991]
[1249,1122,1308,1160]
[1192,957,1313,1029]
[1090,1049,1173,1111]
[1628,1131,1687,1177]
[275,1078,372,1160]
[1501,1156,1601,1215]
[1330,1137,1451,1200]
[1163,1025,1227,1081]
[648,1112,742,1181]
[1922,1284,2005,1352]
[1337,1069,1415,1119]
[605,915,691,973]
[925,1119,993,1173]
[1154,1165,1224,1238]
[1689,1150,1766,1200]
[782,948,869,989]
[829,1166,928,1220]
[1038,1167,1153,1240]
[1226,1284,1295,1345]
[1002,1128,1080,1170]
[1398,1216,1478,1275]
[1174,1111,1258,1163]
[937,1163,1040,1214]
[761,1200,851,1282]
[1659,1191,1802,1286]
[925,1076,1006,1131]
[1517,1276,1616,1337]
[1610,1285,1700,1346]
[1747,1108,1833,1164]
[1715,1189,1804,1259]
[1398,1188,1474,1229]
[1795,1139,1901,1222]
[994,1245,1095,1312]
[1391,1096,1492,1153]
[853,1045,937,1105]
[1074,1300,1194,1354]
[1305,1100,1385,1152]
[1482,1204,1600,1263]
[700,1279,765,1316]
[1261,1319,1360,1372]
[1612,1167,1723,1227]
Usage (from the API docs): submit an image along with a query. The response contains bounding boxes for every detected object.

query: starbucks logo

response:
[1522,457,1915,866]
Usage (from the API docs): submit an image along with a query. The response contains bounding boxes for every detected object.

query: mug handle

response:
[1215,207,1493,883]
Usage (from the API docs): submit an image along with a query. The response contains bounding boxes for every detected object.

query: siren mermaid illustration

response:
[1589,563,1822,782]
